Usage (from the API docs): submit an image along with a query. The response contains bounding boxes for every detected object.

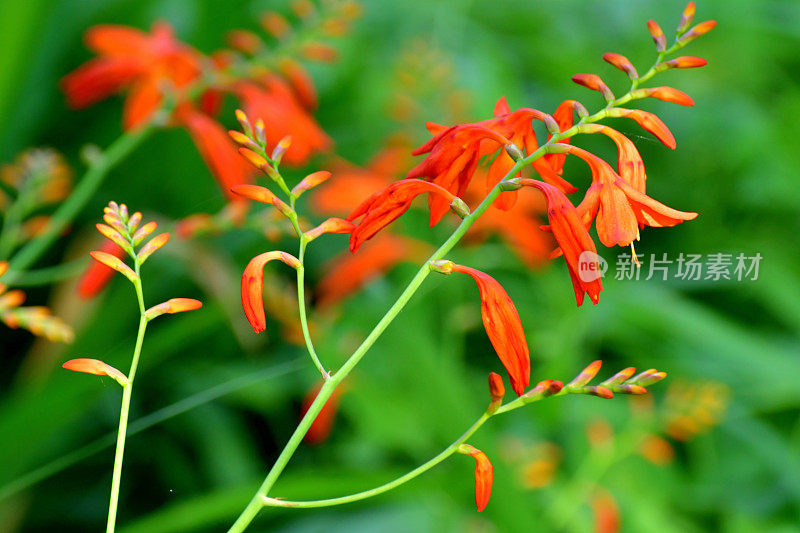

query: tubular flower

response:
[520,179,603,306]
[241,251,301,333]
[176,106,255,200]
[234,77,331,167]
[62,22,201,130]
[450,264,530,395]
[460,445,494,512]
[566,146,697,247]
[407,124,511,225]
[346,179,461,252]
[580,124,647,192]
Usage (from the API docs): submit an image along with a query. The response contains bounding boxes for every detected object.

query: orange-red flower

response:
[234,77,331,167]
[62,22,201,130]
[177,106,255,200]
[62,358,128,385]
[241,251,301,333]
[346,179,459,252]
[520,179,603,306]
[566,146,697,247]
[407,124,511,225]
[460,445,494,512]
[450,264,530,396]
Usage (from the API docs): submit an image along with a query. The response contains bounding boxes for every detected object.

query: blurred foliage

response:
[1,0,798,532]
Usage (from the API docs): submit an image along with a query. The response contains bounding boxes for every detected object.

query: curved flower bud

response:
[132,221,157,245]
[292,170,332,197]
[605,108,676,149]
[347,179,459,252]
[78,241,127,298]
[602,52,638,79]
[63,358,128,386]
[458,444,494,512]
[572,74,615,103]
[89,250,137,282]
[647,19,667,52]
[567,360,603,389]
[519,179,603,306]
[231,184,292,216]
[450,264,530,395]
[137,233,170,264]
[676,2,696,35]
[678,20,717,45]
[488,372,505,408]
[241,251,301,333]
[633,86,694,107]
[96,223,132,254]
[304,217,355,242]
[663,56,707,69]
[145,298,203,321]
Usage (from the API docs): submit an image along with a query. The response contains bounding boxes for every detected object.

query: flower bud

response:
[304,217,355,241]
[89,251,138,283]
[292,170,331,197]
[145,298,203,321]
[235,109,253,138]
[504,142,524,162]
[567,360,602,389]
[602,52,638,80]
[62,358,128,386]
[647,19,667,52]
[601,367,636,387]
[488,372,505,404]
[132,221,157,246]
[271,135,292,163]
[231,184,293,217]
[254,119,267,146]
[137,233,170,264]
[227,30,262,54]
[96,223,132,254]
[238,147,270,171]
[429,259,454,274]
[449,197,471,218]
[678,20,716,45]
[676,1,696,35]
[260,12,290,38]
[228,130,261,152]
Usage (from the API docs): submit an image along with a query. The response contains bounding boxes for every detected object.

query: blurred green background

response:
[1,0,799,531]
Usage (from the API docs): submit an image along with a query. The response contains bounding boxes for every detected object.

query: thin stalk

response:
[4,123,156,285]
[106,259,147,533]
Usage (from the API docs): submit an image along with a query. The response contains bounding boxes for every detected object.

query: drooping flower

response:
[449,264,530,395]
[241,251,301,333]
[176,106,255,200]
[566,146,698,247]
[62,22,202,130]
[347,179,463,252]
[234,77,332,167]
[605,107,676,149]
[519,179,603,306]
[459,444,494,512]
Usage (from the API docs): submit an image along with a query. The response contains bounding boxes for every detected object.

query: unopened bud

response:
[128,212,142,231]
[254,119,267,146]
[488,372,505,404]
[89,251,138,283]
[647,19,667,52]
[573,101,589,119]
[678,20,716,46]
[137,233,170,264]
[145,298,203,321]
[545,143,571,155]
[271,135,292,163]
[499,179,521,191]
[676,1,696,35]
[292,170,331,197]
[229,130,261,151]
[429,259,455,274]
[630,369,667,387]
[567,360,602,389]
[541,114,561,136]
[235,109,253,137]
[62,358,128,386]
[601,367,636,386]
[602,52,638,80]
[239,148,269,171]
[449,197,471,218]
[584,386,614,399]
[96,224,132,254]
[132,221,157,246]
[304,218,355,241]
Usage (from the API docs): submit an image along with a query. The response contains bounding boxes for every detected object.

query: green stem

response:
[295,236,328,378]
[3,123,155,285]
[107,260,147,533]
